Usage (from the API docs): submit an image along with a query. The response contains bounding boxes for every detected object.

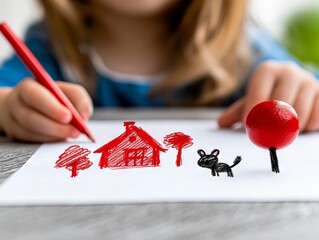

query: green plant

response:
[283,7,319,69]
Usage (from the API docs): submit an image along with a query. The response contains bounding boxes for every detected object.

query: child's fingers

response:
[218,62,276,128]
[292,80,318,132]
[268,69,301,105]
[6,116,75,142]
[1,102,64,142]
[57,82,93,121]
[305,93,319,132]
[242,62,276,122]
[217,98,244,128]
[17,78,72,124]
[10,98,80,139]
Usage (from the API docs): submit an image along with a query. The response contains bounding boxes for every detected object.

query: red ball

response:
[245,100,300,149]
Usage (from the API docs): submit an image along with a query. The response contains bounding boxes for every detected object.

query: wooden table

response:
[0,109,318,240]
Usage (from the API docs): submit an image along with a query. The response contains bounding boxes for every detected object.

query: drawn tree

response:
[55,145,92,177]
[246,100,299,173]
[163,132,193,167]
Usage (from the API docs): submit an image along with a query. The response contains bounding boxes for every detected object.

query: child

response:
[0,0,319,142]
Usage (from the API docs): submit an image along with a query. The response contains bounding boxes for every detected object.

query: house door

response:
[124,148,147,166]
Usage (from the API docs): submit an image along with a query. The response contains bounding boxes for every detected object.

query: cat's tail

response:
[230,156,241,168]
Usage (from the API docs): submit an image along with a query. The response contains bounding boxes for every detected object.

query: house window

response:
[124,148,147,166]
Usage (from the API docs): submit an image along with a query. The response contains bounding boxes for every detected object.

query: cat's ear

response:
[197,149,206,157]
[211,149,220,156]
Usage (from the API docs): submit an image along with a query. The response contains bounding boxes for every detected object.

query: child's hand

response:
[218,61,319,132]
[0,78,93,142]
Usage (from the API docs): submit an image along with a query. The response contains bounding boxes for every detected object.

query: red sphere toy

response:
[245,100,300,173]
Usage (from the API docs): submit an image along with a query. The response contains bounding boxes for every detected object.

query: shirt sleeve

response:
[0,22,63,87]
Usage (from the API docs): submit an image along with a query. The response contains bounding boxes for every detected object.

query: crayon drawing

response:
[197,149,242,177]
[163,132,193,167]
[55,145,92,177]
[94,121,167,169]
[2,120,319,205]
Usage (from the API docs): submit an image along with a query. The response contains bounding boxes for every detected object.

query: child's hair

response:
[40,0,250,106]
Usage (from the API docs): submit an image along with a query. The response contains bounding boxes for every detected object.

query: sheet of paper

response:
[0,120,318,205]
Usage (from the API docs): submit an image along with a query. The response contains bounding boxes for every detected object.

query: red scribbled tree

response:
[55,145,92,177]
[163,132,193,167]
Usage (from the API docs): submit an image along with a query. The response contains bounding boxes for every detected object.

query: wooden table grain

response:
[1,109,319,240]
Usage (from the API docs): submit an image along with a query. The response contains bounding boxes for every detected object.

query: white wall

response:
[0,0,318,63]
[250,0,319,39]
[0,0,42,63]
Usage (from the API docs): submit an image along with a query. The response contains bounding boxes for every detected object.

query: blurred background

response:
[0,0,319,69]
[250,0,319,70]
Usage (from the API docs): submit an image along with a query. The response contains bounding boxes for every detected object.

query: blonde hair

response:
[40,0,250,106]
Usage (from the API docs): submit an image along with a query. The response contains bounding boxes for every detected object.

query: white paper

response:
[0,120,318,205]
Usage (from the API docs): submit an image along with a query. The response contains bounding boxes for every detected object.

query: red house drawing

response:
[94,121,167,169]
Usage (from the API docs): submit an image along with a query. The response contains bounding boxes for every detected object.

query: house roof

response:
[94,122,167,153]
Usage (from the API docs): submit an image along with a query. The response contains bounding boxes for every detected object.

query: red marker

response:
[0,22,95,142]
